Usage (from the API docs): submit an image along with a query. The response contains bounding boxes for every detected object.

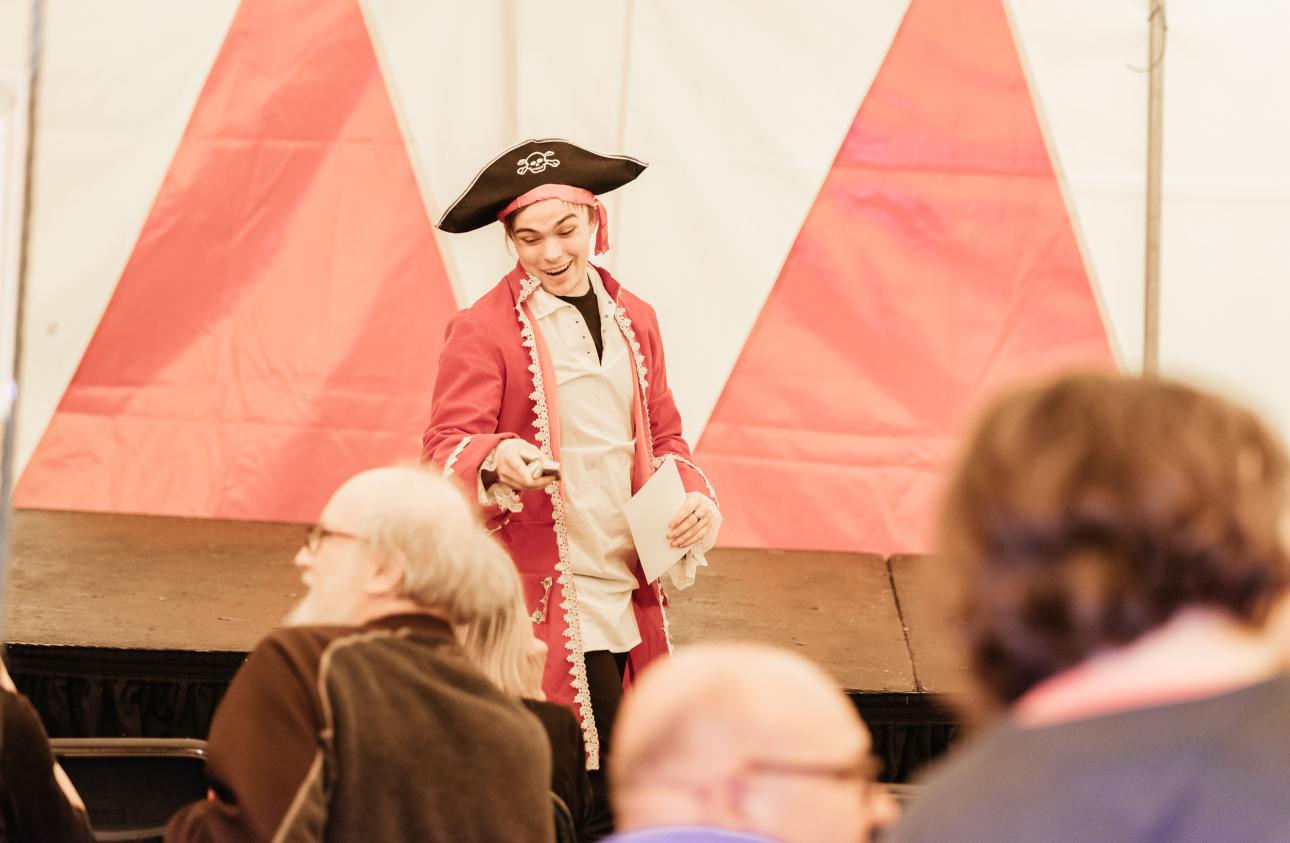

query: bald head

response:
[290,466,518,627]
[615,644,866,781]
[612,644,894,843]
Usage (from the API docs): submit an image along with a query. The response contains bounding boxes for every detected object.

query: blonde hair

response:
[457,584,538,698]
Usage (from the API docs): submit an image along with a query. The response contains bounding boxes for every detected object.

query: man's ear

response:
[364,547,407,596]
[712,772,755,829]
[729,771,779,834]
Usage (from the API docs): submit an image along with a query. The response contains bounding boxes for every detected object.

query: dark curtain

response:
[5,645,244,739]
[5,646,960,783]
[852,692,961,783]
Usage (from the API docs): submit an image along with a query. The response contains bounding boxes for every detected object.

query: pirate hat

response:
[437,139,647,247]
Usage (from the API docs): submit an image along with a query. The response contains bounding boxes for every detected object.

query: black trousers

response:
[584,650,630,756]
[583,650,629,841]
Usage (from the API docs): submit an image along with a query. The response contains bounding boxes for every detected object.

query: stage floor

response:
[3,509,965,780]
[4,509,969,693]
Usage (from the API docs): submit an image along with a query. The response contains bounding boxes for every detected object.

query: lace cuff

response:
[477,448,524,513]
[664,546,707,590]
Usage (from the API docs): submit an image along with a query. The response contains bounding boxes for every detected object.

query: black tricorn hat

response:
[436,138,647,233]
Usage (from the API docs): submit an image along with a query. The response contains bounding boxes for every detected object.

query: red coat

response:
[423,262,715,769]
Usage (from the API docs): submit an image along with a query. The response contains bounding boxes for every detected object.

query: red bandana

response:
[498,184,610,255]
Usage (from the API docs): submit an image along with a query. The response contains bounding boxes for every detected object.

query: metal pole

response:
[609,0,636,267]
[1143,0,1166,375]
[502,0,519,142]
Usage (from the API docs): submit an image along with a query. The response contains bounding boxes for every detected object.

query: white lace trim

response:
[670,455,720,509]
[442,434,475,478]
[659,586,674,654]
[665,546,709,590]
[475,447,524,513]
[488,483,524,513]
[613,302,654,446]
[655,454,717,506]
[516,274,601,771]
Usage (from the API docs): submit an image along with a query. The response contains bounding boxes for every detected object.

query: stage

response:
[3,509,964,781]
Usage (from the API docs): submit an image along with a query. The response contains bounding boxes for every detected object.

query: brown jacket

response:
[166,614,553,842]
[0,689,95,842]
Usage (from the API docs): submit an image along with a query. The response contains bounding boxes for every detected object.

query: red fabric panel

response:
[15,0,457,521]
[696,0,1115,555]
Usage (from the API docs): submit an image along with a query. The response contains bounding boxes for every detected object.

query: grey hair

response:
[358,467,518,626]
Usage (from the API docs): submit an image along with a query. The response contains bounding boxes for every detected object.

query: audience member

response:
[459,583,595,840]
[166,466,554,842]
[0,657,94,842]
[887,373,1290,842]
[608,643,897,843]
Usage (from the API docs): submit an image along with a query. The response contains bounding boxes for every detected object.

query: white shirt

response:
[527,267,641,652]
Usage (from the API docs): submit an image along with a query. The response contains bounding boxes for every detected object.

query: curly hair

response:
[939,372,1290,704]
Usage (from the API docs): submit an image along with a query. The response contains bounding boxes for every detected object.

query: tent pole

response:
[1143,0,1166,375]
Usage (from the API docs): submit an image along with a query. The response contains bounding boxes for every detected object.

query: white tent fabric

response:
[1159,0,1290,433]
[8,0,1290,485]
[1009,0,1148,370]
[373,0,911,434]
[17,0,239,474]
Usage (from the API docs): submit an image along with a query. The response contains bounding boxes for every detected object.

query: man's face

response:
[285,493,375,626]
[738,722,897,843]
[509,199,594,296]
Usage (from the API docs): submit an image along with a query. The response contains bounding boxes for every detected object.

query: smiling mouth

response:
[543,261,573,277]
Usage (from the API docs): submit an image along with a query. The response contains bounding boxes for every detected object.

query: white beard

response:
[283,597,321,627]
[283,589,361,627]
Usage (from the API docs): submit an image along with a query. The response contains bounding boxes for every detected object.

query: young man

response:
[425,140,720,791]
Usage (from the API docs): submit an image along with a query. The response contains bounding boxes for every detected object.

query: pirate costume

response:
[424,141,720,786]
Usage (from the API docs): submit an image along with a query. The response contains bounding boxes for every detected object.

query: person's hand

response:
[667,492,716,548]
[494,439,556,491]
[53,762,86,814]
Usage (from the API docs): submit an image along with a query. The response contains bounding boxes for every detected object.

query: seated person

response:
[459,587,594,839]
[887,373,1290,842]
[607,643,897,843]
[0,658,93,842]
[166,466,554,842]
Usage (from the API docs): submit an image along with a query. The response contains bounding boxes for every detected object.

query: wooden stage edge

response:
[3,510,965,781]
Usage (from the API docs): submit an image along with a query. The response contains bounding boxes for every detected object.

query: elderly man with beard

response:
[166,467,554,843]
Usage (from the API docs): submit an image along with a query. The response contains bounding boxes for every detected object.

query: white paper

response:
[624,456,689,583]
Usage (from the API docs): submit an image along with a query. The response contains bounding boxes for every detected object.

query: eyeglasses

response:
[303,524,361,554]
[744,754,880,784]
[621,753,885,807]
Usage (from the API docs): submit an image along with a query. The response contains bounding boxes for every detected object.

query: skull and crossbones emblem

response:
[516,150,560,175]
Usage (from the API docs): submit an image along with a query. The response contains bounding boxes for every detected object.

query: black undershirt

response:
[556,286,603,361]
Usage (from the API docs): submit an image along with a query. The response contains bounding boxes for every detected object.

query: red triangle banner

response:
[696,0,1114,554]
[16,0,458,521]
